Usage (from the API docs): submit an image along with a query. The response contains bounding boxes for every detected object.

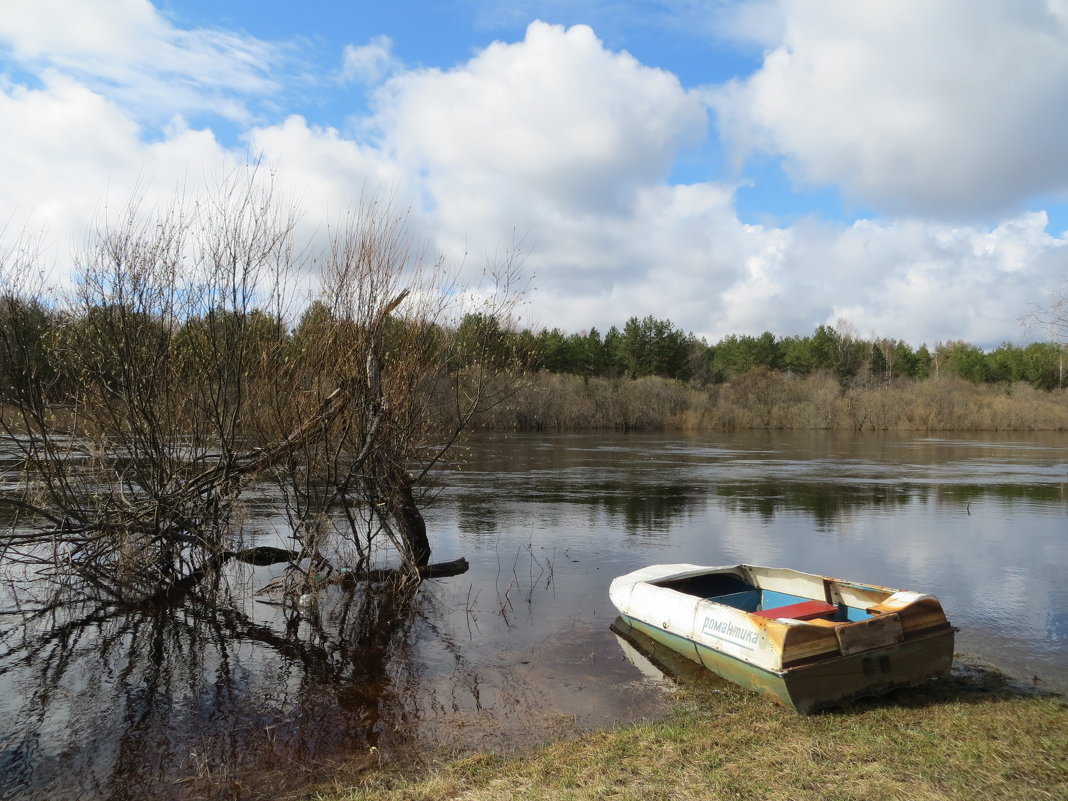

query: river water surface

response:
[1,431,1066,799]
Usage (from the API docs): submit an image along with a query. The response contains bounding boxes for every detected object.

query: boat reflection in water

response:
[612,618,725,691]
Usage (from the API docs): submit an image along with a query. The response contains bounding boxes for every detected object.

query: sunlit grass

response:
[311,672,1066,801]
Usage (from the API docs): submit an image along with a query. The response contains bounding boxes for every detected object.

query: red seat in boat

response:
[753,599,838,621]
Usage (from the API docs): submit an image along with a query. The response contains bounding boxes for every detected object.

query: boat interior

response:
[653,568,881,623]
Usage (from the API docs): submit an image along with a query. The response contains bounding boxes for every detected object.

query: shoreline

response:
[297,655,1065,801]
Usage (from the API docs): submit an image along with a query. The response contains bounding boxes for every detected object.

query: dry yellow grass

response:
[310,672,1066,801]
[471,373,1068,432]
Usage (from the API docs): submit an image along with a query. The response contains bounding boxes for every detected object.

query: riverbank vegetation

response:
[312,669,1066,801]
[450,308,1068,431]
[480,370,1068,431]
[4,298,1067,437]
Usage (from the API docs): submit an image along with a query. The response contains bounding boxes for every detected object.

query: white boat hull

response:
[610,564,955,713]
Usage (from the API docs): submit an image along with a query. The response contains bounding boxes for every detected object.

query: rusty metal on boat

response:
[609,564,956,713]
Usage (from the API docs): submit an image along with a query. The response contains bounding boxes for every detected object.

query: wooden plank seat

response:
[753,599,838,621]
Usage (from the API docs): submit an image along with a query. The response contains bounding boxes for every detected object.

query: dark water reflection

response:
[0,584,427,800]
[2,431,1066,799]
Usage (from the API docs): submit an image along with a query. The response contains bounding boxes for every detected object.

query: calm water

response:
[1,431,1066,799]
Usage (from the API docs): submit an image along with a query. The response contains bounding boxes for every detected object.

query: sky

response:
[2,0,1068,347]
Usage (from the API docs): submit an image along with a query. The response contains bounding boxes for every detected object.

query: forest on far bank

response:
[453,312,1068,432]
[457,313,1066,391]
[3,296,1067,434]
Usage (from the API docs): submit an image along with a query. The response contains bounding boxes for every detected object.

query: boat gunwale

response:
[612,563,933,624]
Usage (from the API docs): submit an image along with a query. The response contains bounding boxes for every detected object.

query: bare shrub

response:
[495,368,1068,434]
[717,367,792,428]
[0,176,526,605]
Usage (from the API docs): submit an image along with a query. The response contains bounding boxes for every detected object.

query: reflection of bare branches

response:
[0,576,428,801]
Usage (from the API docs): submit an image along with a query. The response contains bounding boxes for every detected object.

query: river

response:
[1,431,1065,799]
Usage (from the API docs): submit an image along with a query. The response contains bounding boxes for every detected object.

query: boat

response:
[609,563,956,713]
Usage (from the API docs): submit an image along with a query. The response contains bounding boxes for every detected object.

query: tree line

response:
[451,314,1066,391]
[4,304,1065,445]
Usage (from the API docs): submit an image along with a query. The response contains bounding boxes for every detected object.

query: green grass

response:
[306,670,1066,801]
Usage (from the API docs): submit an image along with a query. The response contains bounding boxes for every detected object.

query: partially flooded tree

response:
[257,208,530,598]
[0,173,528,606]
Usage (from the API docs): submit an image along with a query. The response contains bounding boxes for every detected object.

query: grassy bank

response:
[311,671,1066,801]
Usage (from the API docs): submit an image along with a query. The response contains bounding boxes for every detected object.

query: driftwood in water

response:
[128,546,301,609]
[226,546,302,565]
[341,557,469,584]
[138,551,468,611]
[252,557,469,599]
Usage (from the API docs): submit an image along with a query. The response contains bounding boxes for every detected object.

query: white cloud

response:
[503,201,1068,348]
[0,73,232,280]
[710,0,1068,218]
[249,116,404,208]
[340,36,398,86]
[350,20,719,326]
[1,8,1065,349]
[371,22,707,220]
[0,0,279,123]
[751,212,1067,347]
[0,0,162,62]
[346,19,1067,345]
